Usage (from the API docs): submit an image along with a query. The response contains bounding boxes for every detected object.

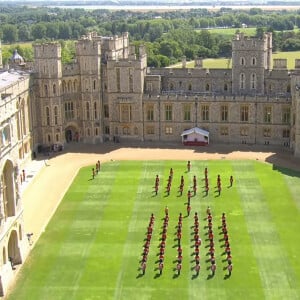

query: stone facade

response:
[0,69,31,296]
[29,32,298,154]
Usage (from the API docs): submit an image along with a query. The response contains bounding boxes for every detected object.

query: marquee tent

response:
[181,127,209,146]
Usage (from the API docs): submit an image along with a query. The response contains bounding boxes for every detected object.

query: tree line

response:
[1,5,300,66]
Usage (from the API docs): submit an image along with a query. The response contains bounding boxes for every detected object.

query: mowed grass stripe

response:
[72,161,141,300]
[113,161,156,300]
[199,160,260,299]
[255,163,300,298]
[40,162,118,300]
[235,161,298,299]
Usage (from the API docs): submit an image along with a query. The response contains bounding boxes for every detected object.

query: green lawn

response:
[181,51,300,69]
[8,160,300,300]
[206,27,257,37]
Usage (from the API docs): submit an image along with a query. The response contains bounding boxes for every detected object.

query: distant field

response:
[178,51,300,69]
[2,42,32,50]
[7,160,300,300]
[206,27,257,37]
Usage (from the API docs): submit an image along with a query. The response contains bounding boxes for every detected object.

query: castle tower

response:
[33,43,63,147]
[106,41,147,141]
[76,36,102,143]
[232,32,272,95]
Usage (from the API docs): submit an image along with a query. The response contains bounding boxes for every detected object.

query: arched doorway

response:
[1,160,16,219]
[65,124,79,143]
[7,230,21,267]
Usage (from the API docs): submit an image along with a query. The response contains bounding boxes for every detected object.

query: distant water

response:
[47,4,300,11]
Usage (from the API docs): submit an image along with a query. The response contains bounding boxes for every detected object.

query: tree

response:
[61,40,75,63]
[2,24,18,43]
[46,23,59,40]
[31,23,47,40]
[255,27,265,39]
[18,25,31,41]
[218,40,232,58]
[157,55,170,67]
[58,23,71,39]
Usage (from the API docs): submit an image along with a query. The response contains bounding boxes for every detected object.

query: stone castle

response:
[0,31,300,295]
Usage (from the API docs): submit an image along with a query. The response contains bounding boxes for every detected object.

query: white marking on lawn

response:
[234,162,300,299]
[113,162,150,300]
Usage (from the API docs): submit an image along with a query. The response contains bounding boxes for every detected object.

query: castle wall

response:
[0,71,31,296]
[29,32,299,156]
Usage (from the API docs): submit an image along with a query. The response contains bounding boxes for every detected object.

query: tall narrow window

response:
[201,105,209,121]
[46,107,50,126]
[93,80,96,90]
[64,102,74,120]
[183,104,191,121]
[251,73,256,89]
[240,105,249,122]
[94,102,97,119]
[165,104,172,121]
[205,84,210,91]
[240,73,245,90]
[282,106,290,124]
[116,68,120,92]
[86,102,90,120]
[221,105,228,122]
[129,68,133,92]
[264,106,272,123]
[104,104,109,118]
[53,84,56,95]
[54,106,58,125]
[147,105,154,121]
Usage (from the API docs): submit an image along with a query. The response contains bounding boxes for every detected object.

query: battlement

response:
[143,92,289,104]
[232,32,272,51]
[273,59,287,69]
[76,39,101,56]
[100,32,129,52]
[63,63,80,76]
[34,43,61,59]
